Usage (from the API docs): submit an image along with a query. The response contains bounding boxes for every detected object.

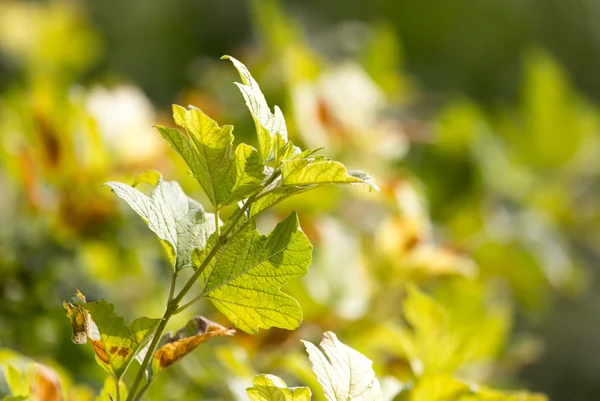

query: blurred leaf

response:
[195,212,312,334]
[152,316,235,376]
[303,331,382,401]
[104,171,216,271]
[407,374,471,401]
[4,366,28,397]
[398,283,509,376]
[95,376,127,401]
[465,388,546,401]
[246,374,311,401]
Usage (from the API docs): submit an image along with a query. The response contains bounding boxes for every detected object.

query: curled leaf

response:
[152,316,235,375]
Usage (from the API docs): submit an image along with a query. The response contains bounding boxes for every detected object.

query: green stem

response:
[132,381,152,401]
[127,195,264,401]
[215,209,220,239]
[125,202,249,400]
[125,308,173,401]
[173,294,202,315]
[116,378,122,401]
[167,271,177,303]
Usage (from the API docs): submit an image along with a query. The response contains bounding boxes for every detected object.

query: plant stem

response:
[173,293,202,315]
[125,309,172,401]
[116,378,121,401]
[132,381,152,401]
[167,271,177,303]
[127,196,260,401]
[215,209,220,239]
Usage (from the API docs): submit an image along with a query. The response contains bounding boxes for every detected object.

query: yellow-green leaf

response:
[196,212,312,334]
[247,374,311,401]
[64,296,159,378]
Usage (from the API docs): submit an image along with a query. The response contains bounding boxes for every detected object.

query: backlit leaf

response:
[302,332,382,401]
[104,171,216,271]
[224,55,287,162]
[281,157,378,191]
[246,374,311,401]
[64,296,159,378]
[195,212,312,334]
[157,107,267,206]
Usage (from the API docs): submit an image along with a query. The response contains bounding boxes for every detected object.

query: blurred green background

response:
[1,0,600,400]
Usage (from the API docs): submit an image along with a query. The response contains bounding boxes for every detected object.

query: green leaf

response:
[151,316,235,376]
[281,157,379,191]
[408,374,471,401]
[104,171,216,271]
[248,155,377,217]
[3,366,28,397]
[157,107,267,206]
[302,332,382,401]
[247,374,311,401]
[96,376,127,401]
[194,212,312,334]
[223,55,287,162]
[64,297,159,378]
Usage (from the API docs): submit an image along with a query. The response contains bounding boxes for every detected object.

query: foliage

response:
[2,0,596,400]
[59,56,375,401]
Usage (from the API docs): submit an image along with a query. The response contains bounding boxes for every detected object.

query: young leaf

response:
[195,212,312,334]
[64,297,159,378]
[281,157,379,191]
[224,55,287,162]
[104,171,216,271]
[302,332,382,401]
[157,107,268,207]
[152,316,235,376]
[247,374,312,401]
[223,55,377,195]
[248,164,377,218]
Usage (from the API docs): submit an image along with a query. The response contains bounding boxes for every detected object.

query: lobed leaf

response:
[223,55,288,162]
[157,106,268,207]
[104,171,216,271]
[246,374,311,401]
[302,332,382,401]
[195,212,312,334]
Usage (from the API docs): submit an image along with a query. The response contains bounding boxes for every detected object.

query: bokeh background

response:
[1,0,600,399]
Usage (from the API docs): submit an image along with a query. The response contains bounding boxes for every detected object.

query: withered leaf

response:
[64,292,160,377]
[152,316,235,374]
